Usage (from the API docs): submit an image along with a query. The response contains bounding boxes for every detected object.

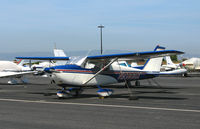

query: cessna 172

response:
[16,48,183,99]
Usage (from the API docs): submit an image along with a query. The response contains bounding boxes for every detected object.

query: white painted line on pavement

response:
[0,98,200,113]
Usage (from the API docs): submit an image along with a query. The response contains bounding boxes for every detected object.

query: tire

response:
[135,80,140,86]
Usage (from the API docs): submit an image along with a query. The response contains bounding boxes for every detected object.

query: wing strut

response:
[83,57,118,85]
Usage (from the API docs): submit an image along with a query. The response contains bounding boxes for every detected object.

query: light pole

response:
[98,25,104,55]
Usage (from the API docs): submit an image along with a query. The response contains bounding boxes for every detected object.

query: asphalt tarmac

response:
[0,76,200,129]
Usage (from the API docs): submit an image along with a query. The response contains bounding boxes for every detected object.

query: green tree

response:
[170,55,178,62]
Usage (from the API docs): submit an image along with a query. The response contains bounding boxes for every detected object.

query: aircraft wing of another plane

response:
[15,57,70,60]
[0,71,35,78]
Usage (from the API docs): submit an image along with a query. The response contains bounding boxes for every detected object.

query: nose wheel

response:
[57,87,83,98]
[97,85,113,98]
[57,90,68,98]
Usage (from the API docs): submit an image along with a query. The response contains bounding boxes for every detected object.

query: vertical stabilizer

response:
[16,59,23,66]
[165,56,175,65]
[143,45,165,72]
[54,49,67,57]
[54,49,67,65]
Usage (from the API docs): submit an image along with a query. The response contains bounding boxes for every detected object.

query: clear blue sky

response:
[0,0,199,55]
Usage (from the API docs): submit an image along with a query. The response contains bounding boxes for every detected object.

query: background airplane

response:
[19,48,69,77]
[161,56,186,71]
[0,60,33,84]
[182,58,200,71]
[30,48,67,71]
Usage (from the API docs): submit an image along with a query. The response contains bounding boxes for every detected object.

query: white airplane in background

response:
[31,62,55,71]
[17,47,183,99]
[0,59,33,84]
[53,48,68,65]
[160,56,187,76]
[0,49,69,84]
[30,48,68,71]
[182,58,200,71]
[161,56,186,71]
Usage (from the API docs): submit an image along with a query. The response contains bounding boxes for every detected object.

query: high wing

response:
[16,50,183,62]
[87,50,183,60]
[82,50,184,67]
[15,57,70,60]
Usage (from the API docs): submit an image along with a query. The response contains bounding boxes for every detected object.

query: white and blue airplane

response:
[16,48,183,98]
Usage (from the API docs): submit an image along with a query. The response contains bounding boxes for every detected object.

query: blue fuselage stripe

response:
[55,69,157,82]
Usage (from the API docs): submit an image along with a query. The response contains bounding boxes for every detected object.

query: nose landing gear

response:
[57,87,83,98]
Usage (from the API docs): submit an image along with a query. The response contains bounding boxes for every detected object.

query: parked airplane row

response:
[0,44,190,99]
[15,45,185,99]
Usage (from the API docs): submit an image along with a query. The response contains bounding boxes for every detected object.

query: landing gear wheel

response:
[57,88,67,99]
[135,80,140,86]
[182,73,188,77]
[125,81,132,88]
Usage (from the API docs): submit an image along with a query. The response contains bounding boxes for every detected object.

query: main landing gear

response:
[124,80,140,87]
[125,80,138,100]
[135,80,140,86]
[57,87,83,99]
